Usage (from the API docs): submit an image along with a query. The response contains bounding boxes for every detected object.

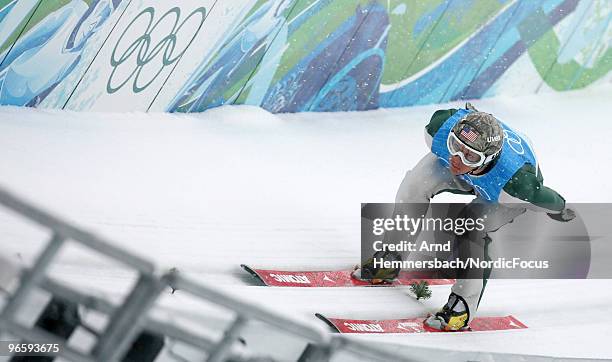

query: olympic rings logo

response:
[503,130,525,155]
[107,7,206,94]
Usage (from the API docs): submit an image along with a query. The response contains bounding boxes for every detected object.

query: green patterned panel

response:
[404,0,503,79]
[274,0,369,86]
[0,0,40,55]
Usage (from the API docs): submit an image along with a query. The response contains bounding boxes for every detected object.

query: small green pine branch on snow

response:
[410,281,432,300]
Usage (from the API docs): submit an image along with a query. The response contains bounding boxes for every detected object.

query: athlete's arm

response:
[499,164,566,213]
[424,109,458,148]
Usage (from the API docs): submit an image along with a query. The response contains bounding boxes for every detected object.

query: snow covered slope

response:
[0,84,611,360]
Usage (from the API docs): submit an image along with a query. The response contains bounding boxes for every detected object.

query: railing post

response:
[0,233,64,322]
[206,315,247,362]
[92,274,164,362]
[297,343,331,362]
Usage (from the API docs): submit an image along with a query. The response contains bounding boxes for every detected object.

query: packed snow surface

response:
[1,84,611,360]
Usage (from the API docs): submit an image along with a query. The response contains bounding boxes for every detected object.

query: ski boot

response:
[424,292,470,331]
[354,250,401,285]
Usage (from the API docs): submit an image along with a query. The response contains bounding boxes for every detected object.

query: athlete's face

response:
[449,155,477,175]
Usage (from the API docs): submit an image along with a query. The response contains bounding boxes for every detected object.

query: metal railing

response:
[0,185,415,362]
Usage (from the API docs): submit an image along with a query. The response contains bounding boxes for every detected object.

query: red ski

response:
[241,264,454,287]
[315,313,527,334]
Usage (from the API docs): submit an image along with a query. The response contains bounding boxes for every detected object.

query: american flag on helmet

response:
[460,126,479,143]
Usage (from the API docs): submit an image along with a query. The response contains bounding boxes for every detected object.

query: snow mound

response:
[186,105,283,129]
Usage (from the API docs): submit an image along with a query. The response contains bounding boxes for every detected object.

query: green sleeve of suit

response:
[425,109,458,137]
[503,164,566,212]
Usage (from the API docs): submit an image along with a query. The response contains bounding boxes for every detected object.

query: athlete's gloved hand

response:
[547,208,576,222]
[360,250,401,284]
[465,102,479,111]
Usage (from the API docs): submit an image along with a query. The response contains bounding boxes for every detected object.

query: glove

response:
[547,208,576,222]
[465,102,479,111]
[360,250,401,283]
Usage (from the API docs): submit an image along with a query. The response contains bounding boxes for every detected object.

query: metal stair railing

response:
[0,185,416,362]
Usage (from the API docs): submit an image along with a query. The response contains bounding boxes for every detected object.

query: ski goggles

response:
[447,132,499,168]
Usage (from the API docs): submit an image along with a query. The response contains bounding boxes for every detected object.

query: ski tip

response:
[315,313,340,333]
[240,264,256,275]
[240,264,267,286]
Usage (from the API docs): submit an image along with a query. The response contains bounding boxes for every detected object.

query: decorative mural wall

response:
[0,0,609,113]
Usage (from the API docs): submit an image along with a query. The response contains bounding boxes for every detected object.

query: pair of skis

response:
[241,265,527,334]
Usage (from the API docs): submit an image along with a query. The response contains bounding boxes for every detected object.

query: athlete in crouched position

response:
[362,103,574,331]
